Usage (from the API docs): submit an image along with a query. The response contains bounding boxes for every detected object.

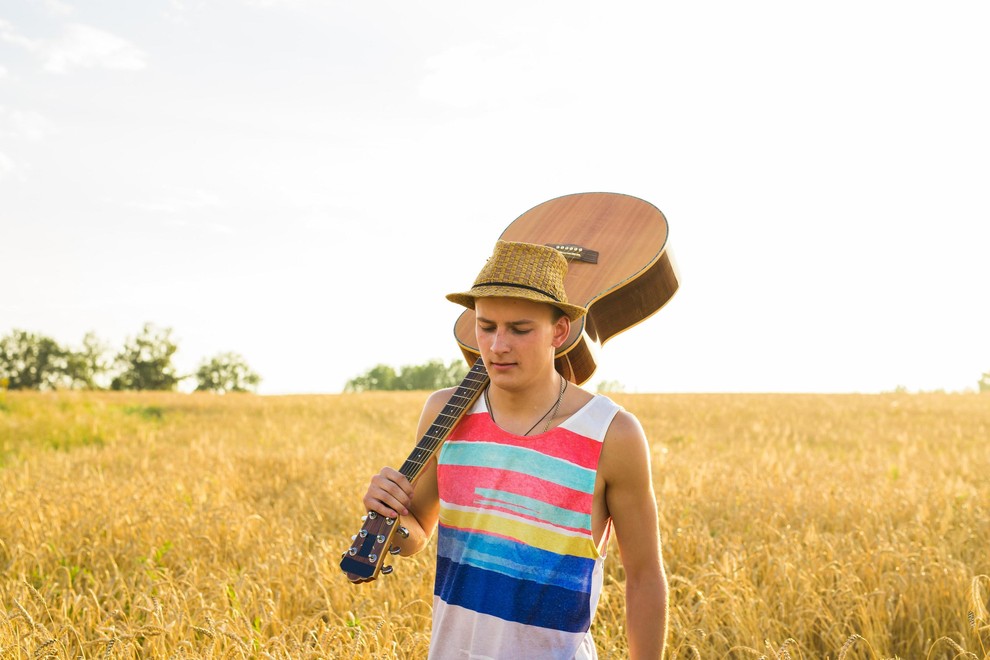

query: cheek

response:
[476,330,500,351]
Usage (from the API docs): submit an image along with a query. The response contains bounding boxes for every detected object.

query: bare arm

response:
[361,388,453,556]
[600,411,669,659]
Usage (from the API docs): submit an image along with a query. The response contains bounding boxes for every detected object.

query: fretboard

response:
[397,357,488,482]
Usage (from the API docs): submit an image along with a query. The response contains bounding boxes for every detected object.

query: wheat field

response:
[1,390,988,659]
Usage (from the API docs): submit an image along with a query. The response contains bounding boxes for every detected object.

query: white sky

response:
[2,0,988,394]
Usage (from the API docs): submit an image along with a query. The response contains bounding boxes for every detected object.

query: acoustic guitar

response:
[340,191,679,583]
[453,192,679,385]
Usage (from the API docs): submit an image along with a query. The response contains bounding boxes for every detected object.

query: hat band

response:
[472,281,562,303]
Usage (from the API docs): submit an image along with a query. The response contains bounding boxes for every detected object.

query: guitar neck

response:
[397,357,488,483]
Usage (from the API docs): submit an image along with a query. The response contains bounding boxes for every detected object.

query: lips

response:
[490,362,516,371]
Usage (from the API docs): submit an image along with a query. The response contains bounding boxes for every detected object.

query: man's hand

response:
[363,467,414,520]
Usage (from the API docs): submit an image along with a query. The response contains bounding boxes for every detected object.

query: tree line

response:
[0,323,260,393]
[345,358,468,392]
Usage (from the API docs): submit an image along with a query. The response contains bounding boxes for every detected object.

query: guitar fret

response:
[394,357,488,483]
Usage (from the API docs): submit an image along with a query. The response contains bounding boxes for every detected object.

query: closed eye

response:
[478,324,532,335]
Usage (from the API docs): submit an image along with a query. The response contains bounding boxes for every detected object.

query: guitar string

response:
[403,360,565,482]
[398,362,488,479]
[412,382,484,456]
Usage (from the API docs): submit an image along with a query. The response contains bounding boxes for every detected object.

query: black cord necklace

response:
[484,374,567,436]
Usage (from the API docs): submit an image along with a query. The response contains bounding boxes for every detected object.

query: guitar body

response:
[453,192,679,384]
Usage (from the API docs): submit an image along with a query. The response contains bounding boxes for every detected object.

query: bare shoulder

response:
[424,386,460,411]
[418,387,461,429]
[599,408,651,482]
[604,408,648,448]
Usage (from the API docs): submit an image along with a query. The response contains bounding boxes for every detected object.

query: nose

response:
[490,328,510,355]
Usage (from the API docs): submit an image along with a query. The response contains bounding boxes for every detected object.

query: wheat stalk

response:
[31,638,57,658]
[837,634,883,660]
[925,636,978,660]
[12,601,36,631]
[971,575,990,624]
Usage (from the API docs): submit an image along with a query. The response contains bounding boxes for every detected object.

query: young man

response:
[363,241,668,659]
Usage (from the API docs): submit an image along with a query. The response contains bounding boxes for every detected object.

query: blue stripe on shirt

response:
[437,523,596,593]
[435,554,592,633]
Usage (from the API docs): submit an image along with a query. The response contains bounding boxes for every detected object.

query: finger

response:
[370,472,412,502]
[379,467,415,497]
[363,490,407,519]
[364,478,411,518]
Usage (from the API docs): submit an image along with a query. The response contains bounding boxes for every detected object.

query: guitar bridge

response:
[548,243,598,264]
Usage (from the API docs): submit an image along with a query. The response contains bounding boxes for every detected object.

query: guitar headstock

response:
[339,511,407,583]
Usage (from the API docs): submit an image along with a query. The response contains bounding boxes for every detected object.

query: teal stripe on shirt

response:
[441,441,595,494]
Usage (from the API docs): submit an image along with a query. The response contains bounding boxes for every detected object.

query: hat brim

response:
[446,285,587,321]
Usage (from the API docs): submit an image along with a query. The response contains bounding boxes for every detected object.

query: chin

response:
[486,365,522,386]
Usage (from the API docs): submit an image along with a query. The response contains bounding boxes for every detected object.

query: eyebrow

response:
[476,316,535,327]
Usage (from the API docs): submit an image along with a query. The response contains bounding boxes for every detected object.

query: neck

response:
[486,370,567,436]
[490,371,560,410]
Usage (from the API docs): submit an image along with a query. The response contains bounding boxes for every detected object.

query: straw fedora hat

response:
[446,241,587,321]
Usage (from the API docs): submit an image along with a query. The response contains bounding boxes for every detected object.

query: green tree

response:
[345,359,468,392]
[980,371,990,393]
[65,331,111,390]
[345,364,398,392]
[111,323,180,391]
[0,329,70,390]
[396,359,468,391]
[596,379,626,394]
[194,352,261,393]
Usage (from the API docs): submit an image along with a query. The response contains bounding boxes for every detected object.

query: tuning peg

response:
[361,515,367,521]
[381,566,394,575]
[397,526,409,539]
[351,535,357,541]
[389,546,401,555]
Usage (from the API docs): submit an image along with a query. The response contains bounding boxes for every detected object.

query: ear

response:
[550,315,571,349]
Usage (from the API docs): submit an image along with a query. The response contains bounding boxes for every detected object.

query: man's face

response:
[474,297,567,391]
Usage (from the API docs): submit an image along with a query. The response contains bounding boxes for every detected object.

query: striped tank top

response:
[429,392,622,660]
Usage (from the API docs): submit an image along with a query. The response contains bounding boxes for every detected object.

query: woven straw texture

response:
[446,241,587,320]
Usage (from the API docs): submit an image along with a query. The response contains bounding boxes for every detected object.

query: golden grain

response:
[31,637,56,658]
[1,391,989,658]
[927,636,978,660]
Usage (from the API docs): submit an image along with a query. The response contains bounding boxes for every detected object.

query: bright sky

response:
[2,1,988,394]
